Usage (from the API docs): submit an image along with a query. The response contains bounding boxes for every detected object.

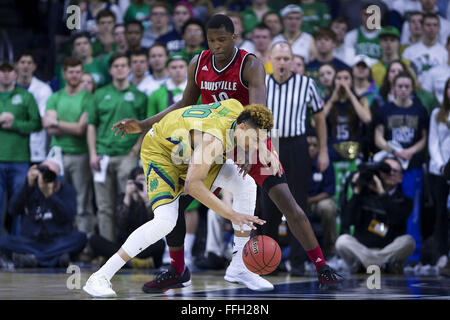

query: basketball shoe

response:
[317,264,343,290]
[83,273,117,298]
[224,259,274,291]
[142,265,192,293]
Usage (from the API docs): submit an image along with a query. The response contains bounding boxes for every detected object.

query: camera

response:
[134,181,144,191]
[37,164,57,183]
[353,161,391,190]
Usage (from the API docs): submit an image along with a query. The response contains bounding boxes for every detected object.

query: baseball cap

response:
[352,54,377,68]
[0,61,14,71]
[280,5,303,18]
[379,26,400,40]
[166,52,188,66]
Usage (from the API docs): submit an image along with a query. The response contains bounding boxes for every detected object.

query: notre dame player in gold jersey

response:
[83,99,274,297]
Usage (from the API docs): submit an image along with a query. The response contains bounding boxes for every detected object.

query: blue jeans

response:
[0,232,87,267]
[402,168,424,263]
[0,162,29,235]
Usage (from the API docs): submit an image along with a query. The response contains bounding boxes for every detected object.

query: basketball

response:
[242,235,281,275]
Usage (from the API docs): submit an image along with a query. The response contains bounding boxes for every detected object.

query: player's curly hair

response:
[236,104,273,131]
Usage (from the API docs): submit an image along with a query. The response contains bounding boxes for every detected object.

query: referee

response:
[261,41,329,275]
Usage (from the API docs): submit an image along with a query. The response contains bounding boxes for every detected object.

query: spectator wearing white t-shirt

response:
[330,18,356,66]
[402,13,448,83]
[421,35,450,104]
[400,0,450,45]
[145,43,170,96]
[272,5,315,63]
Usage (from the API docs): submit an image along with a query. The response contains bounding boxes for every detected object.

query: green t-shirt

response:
[88,84,147,156]
[92,39,117,58]
[0,87,42,162]
[241,7,276,36]
[57,55,111,89]
[147,83,201,117]
[124,3,151,30]
[46,89,93,154]
[356,27,381,59]
[416,89,440,115]
[299,2,331,35]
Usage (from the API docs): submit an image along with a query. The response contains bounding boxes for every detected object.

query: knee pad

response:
[122,199,179,258]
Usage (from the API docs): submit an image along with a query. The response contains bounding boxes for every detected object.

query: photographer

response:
[89,167,165,269]
[335,157,416,274]
[0,160,87,268]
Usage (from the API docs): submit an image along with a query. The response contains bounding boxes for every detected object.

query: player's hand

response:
[237,163,252,178]
[230,211,266,233]
[267,151,283,177]
[111,118,143,137]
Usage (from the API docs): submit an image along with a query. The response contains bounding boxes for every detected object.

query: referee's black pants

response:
[260,135,311,269]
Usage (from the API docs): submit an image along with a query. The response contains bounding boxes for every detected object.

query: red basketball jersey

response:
[195,48,253,105]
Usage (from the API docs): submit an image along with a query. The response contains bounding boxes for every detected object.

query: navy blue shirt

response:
[375,101,428,169]
[156,30,185,53]
[9,181,77,240]
[309,157,336,197]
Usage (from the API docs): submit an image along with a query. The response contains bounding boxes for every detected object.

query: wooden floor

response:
[1,265,450,300]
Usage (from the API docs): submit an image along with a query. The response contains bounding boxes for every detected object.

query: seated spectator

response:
[379,60,440,115]
[123,0,151,31]
[0,160,87,268]
[298,0,331,36]
[156,1,194,53]
[81,72,97,93]
[113,24,128,54]
[305,28,349,82]
[427,78,450,273]
[81,0,123,33]
[0,61,42,235]
[336,157,416,274]
[323,68,371,207]
[372,26,411,87]
[317,63,336,101]
[262,11,283,38]
[343,3,383,60]
[421,35,450,104]
[89,167,165,269]
[374,72,429,263]
[125,20,148,56]
[91,9,117,57]
[292,54,306,75]
[402,13,447,83]
[400,0,450,46]
[146,43,170,96]
[330,18,355,66]
[273,5,315,63]
[242,0,274,37]
[399,11,424,52]
[147,53,190,117]
[307,134,337,259]
[252,23,274,74]
[141,3,172,48]
[228,12,256,53]
[177,18,207,63]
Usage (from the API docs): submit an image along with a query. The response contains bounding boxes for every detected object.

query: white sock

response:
[231,235,249,267]
[185,233,195,260]
[96,253,126,281]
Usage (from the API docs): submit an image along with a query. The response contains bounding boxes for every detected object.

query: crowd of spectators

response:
[0,0,449,277]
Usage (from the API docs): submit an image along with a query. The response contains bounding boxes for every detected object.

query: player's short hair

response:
[237,105,274,131]
[206,14,234,34]
[96,8,116,23]
[63,56,82,71]
[108,52,129,68]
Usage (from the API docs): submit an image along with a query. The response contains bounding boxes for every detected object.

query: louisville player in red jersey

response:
[112,14,341,291]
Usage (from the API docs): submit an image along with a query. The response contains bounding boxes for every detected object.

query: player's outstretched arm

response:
[112,55,202,137]
[184,133,265,232]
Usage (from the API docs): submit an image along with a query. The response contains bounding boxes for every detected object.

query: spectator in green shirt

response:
[0,61,42,235]
[298,0,331,36]
[91,9,117,58]
[87,53,148,242]
[43,57,96,240]
[123,0,152,31]
[147,53,189,117]
[242,0,274,37]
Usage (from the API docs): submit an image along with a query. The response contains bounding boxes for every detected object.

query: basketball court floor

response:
[1,265,450,300]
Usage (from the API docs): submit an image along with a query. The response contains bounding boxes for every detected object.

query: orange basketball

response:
[242,235,281,275]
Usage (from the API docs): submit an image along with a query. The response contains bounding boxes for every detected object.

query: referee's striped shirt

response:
[266,73,323,138]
